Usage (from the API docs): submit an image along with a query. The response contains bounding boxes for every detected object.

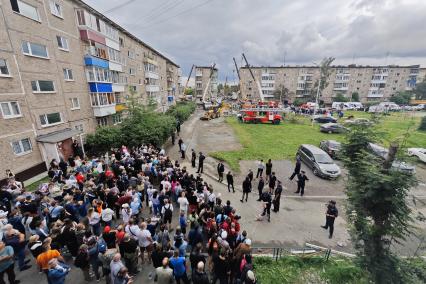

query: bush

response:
[419,116,426,131]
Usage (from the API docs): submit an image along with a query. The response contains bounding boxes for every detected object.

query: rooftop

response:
[240,64,420,69]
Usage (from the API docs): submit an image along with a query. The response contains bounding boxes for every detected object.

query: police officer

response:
[295,171,309,196]
[321,200,338,238]
[191,149,196,168]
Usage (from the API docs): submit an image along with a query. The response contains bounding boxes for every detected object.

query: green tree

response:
[310,57,335,101]
[419,116,426,131]
[341,124,417,283]
[351,92,360,102]
[390,91,412,105]
[272,85,289,103]
[333,93,349,102]
[184,87,194,96]
[85,126,123,154]
[414,81,426,100]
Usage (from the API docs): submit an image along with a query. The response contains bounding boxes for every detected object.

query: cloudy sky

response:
[85,0,426,82]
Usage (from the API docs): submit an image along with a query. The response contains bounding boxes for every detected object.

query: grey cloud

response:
[85,0,426,81]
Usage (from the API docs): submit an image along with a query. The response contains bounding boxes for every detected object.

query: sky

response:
[85,0,426,82]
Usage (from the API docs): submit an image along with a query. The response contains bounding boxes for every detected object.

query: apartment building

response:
[194,66,218,101]
[0,0,180,183]
[239,65,421,104]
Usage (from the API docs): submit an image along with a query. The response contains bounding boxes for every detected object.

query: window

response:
[70,98,80,110]
[119,37,124,47]
[31,80,55,92]
[0,59,10,76]
[56,36,69,51]
[76,9,85,25]
[90,93,115,106]
[129,67,135,75]
[112,113,122,124]
[63,68,73,80]
[11,138,32,155]
[1,101,21,118]
[97,117,108,127]
[128,50,135,59]
[21,41,48,58]
[10,0,40,21]
[75,124,83,132]
[40,112,62,126]
[49,1,62,18]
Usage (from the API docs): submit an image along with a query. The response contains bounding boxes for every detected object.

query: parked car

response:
[367,143,416,174]
[413,104,425,111]
[312,116,337,123]
[320,123,348,134]
[408,148,426,163]
[319,140,342,159]
[343,118,372,126]
[296,144,341,179]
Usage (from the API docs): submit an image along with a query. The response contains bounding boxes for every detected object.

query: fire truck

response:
[240,101,283,124]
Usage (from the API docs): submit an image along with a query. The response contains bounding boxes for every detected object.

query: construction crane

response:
[233,57,240,81]
[181,64,195,100]
[242,53,264,102]
[201,63,216,102]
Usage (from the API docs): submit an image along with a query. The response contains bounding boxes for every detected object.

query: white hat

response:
[244,238,252,246]
[0,210,8,218]
[122,203,129,208]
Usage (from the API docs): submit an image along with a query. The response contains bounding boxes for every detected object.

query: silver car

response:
[367,143,416,174]
[297,144,341,179]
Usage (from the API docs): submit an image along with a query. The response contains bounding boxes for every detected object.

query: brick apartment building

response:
[0,0,180,182]
[239,65,420,104]
[195,66,218,102]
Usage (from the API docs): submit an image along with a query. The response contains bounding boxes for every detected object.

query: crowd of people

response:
[0,142,258,284]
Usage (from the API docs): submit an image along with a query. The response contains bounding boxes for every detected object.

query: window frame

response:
[31,80,56,93]
[56,35,69,51]
[21,41,49,59]
[70,97,80,110]
[0,59,11,77]
[11,0,41,22]
[49,0,63,18]
[11,137,32,156]
[63,68,74,81]
[39,112,62,127]
[0,101,22,119]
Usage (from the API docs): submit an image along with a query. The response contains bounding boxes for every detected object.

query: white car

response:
[408,148,426,163]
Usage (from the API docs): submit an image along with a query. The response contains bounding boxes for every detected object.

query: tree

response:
[184,87,194,96]
[333,93,349,102]
[341,124,417,283]
[85,126,123,154]
[351,92,360,102]
[310,57,335,101]
[419,116,426,131]
[390,91,412,105]
[414,81,426,100]
[272,84,289,103]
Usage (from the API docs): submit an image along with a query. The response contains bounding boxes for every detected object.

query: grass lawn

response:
[211,111,426,171]
[26,176,50,192]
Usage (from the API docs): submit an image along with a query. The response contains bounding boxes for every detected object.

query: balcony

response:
[146,85,160,92]
[93,105,116,117]
[367,91,384,98]
[84,56,109,69]
[109,61,122,72]
[89,82,112,93]
[145,71,159,80]
[167,76,173,82]
[79,29,106,45]
[112,84,125,92]
[195,72,203,77]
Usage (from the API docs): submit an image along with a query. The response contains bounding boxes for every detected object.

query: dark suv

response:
[296,144,341,179]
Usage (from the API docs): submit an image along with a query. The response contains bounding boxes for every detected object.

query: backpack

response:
[164,205,172,219]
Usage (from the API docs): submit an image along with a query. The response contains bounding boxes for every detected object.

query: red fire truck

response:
[240,101,283,124]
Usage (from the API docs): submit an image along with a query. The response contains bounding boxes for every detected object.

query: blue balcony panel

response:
[89,83,112,93]
[84,56,109,69]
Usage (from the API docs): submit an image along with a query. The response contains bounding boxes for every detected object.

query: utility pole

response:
[312,62,321,126]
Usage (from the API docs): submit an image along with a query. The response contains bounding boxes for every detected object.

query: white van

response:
[348,102,363,110]
[332,102,349,110]
[379,102,401,111]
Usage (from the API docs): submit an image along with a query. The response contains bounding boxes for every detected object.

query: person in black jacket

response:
[295,171,309,196]
[226,172,234,193]
[197,152,205,174]
[191,149,196,168]
[257,176,265,201]
[265,159,273,182]
[289,156,301,180]
[240,177,252,203]
[217,162,225,182]
[321,200,338,238]
[192,261,209,284]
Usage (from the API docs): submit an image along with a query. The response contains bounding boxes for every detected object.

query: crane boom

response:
[184,64,194,89]
[233,57,240,80]
[242,53,264,102]
[202,63,216,102]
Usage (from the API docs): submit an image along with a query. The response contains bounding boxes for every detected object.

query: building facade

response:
[195,66,218,102]
[0,0,180,183]
[239,65,420,104]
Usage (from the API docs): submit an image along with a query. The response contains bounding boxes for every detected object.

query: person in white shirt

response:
[138,222,153,264]
[177,192,189,215]
[101,207,115,227]
[87,207,101,236]
[256,159,265,178]
[121,204,132,224]
[125,219,141,240]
